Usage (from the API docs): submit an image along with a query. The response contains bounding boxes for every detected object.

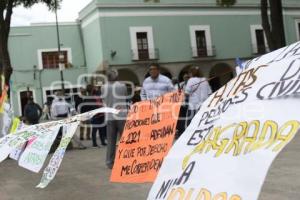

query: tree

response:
[217,0,286,51]
[0,0,62,91]
[260,0,285,51]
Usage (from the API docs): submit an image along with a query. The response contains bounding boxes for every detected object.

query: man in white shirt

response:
[51,95,72,119]
[185,67,212,126]
[140,63,174,100]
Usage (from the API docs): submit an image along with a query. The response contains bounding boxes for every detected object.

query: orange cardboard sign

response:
[110,91,184,183]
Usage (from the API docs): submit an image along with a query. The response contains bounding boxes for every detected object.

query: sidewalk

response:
[0,133,300,200]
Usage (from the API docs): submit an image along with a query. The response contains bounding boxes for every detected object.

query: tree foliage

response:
[0,0,62,89]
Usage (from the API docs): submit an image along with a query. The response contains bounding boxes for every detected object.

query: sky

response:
[11,0,93,26]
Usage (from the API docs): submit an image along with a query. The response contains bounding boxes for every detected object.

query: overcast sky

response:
[11,0,93,26]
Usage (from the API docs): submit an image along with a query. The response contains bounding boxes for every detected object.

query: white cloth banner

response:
[0,107,118,163]
[148,42,300,200]
[9,143,26,161]
[18,125,60,173]
[0,107,118,187]
[36,121,79,188]
[0,134,17,162]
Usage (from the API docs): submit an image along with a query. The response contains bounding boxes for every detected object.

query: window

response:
[196,30,208,57]
[295,19,300,41]
[129,27,156,60]
[255,29,266,54]
[250,25,269,54]
[136,32,149,60]
[42,51,68,69]
[298,23,300,39]
[190,25,213,57]
[37,48,72,69]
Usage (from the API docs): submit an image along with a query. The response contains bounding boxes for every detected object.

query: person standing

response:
[50,94,72,119]
[42,101,51,120]
[140,63,174,100]
[76,88,91,140]
[88,85,107,147]
[185,67,212,126]
[24,97,43,125]
[101,69,128,169]
[176,73,190,138]
[50,92,86,150]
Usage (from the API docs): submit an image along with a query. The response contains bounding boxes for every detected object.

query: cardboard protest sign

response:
[111,91,184,183]
[148,42,300,200]
[36,121,79,188]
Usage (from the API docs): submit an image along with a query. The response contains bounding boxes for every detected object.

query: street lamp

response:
[54,0,65,95]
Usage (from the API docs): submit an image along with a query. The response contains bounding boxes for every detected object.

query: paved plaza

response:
[0,133,300,200]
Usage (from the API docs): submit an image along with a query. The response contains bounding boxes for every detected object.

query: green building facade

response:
[8,0,300,115]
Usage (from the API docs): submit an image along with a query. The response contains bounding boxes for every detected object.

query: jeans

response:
[80,120,91,140]
[91,116,106,146]
[186,109,197,127]
[106,119,125,168]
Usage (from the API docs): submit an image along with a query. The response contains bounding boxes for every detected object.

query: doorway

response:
[18,90,34,116]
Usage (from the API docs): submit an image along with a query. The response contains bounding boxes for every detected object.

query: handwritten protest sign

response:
[111,91,183,183]
[0,107,118,188]
[148,42,300,200]
[36,121,79,188]
[19,125,60,173]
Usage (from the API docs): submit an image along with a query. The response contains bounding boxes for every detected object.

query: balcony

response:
[252,44,270,55]
[191,46,216,58]
[131,48,159,61]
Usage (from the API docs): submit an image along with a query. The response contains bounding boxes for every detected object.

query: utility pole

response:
[54,0,65,95]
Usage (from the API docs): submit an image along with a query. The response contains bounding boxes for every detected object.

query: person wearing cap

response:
[101,69,129,169]
[185,67,212,126]
[140,63,174,100]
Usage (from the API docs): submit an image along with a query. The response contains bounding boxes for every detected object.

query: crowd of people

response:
[21,63,212,169]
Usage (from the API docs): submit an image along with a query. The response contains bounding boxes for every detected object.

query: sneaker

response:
[92,145,101,148]
[78,146,87,150]
[101,142,107,146]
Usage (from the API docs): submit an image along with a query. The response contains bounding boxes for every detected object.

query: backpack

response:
[24,103,40,121]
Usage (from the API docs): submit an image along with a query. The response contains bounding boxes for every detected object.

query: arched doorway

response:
[117,68,140,86]
[144,67,172,80]
[117,68,140,101]
[209,63,234,92]
[178,65,192,82]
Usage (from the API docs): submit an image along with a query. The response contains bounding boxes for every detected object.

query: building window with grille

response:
[136,32,149,60]
[37,48,72,69]
[42,51,68,69]
[255,29,266,54]
[250,25,269,54]
[129,26,157,60]
[195,30,208,57]
[189,25,214,57]
[296,20,300,41]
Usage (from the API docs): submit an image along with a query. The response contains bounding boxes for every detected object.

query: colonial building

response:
[8,0,300,115]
